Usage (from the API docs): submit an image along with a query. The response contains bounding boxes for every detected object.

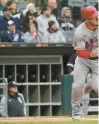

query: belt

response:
[89,57,98,60]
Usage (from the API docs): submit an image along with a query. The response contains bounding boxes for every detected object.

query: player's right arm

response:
[76,50,97,58]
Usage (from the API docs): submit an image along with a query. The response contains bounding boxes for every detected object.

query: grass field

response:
[0,121,98,124]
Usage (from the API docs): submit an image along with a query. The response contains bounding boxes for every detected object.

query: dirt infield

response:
[0,115,98,122]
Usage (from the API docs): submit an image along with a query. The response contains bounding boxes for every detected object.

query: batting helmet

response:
[81,6,99,19]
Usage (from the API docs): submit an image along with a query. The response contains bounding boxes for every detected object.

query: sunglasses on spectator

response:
[9,8,16,11]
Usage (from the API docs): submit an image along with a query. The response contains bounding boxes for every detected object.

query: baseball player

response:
[67,53,90,117]
[72,6,98,120]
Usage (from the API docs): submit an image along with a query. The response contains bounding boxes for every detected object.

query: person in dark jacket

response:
[58,7,75,42]
[20,3,39,32]
[21,11,37,33]
[67,53,77,75]
[0,6,21,31]
[1,82,26,117]
[1,20,24,43]
[59,7,74,29]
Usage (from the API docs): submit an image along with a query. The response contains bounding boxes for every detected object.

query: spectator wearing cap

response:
[23,22,41,43]
[0,82,26,117]
[1,20,24,43]
[36,7,59,36]
[21,11,37,33]
[0,6,21,31]
[58,7,75,42]
[42,20,66,43]
[0,0,8,16]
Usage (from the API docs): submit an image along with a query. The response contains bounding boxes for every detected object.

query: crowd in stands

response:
[0,0,79,43]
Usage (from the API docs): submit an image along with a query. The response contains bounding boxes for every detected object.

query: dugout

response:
[0,43,74,116]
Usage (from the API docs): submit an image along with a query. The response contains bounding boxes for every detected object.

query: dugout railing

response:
[0,78,8,117]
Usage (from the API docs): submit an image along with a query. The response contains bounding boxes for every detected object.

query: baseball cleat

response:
[72,116,80,120]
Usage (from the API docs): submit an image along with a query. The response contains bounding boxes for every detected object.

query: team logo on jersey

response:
[84,35,98,50]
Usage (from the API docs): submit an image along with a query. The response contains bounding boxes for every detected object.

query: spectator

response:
[21,11,37,33]
[0,0,8,16]
[42,20,66,43]
[59,7,75,42]
[0,82,26,117]
[0,6,21,31]
[19,3,38,28]
[36,7,59,35]
[26,3,38,18]
[23,22,41,43]
[21,3,38,18]
[47,0,59,18]
[1,20,24,43]
[60,7,74,29]
[7,0,20,16]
